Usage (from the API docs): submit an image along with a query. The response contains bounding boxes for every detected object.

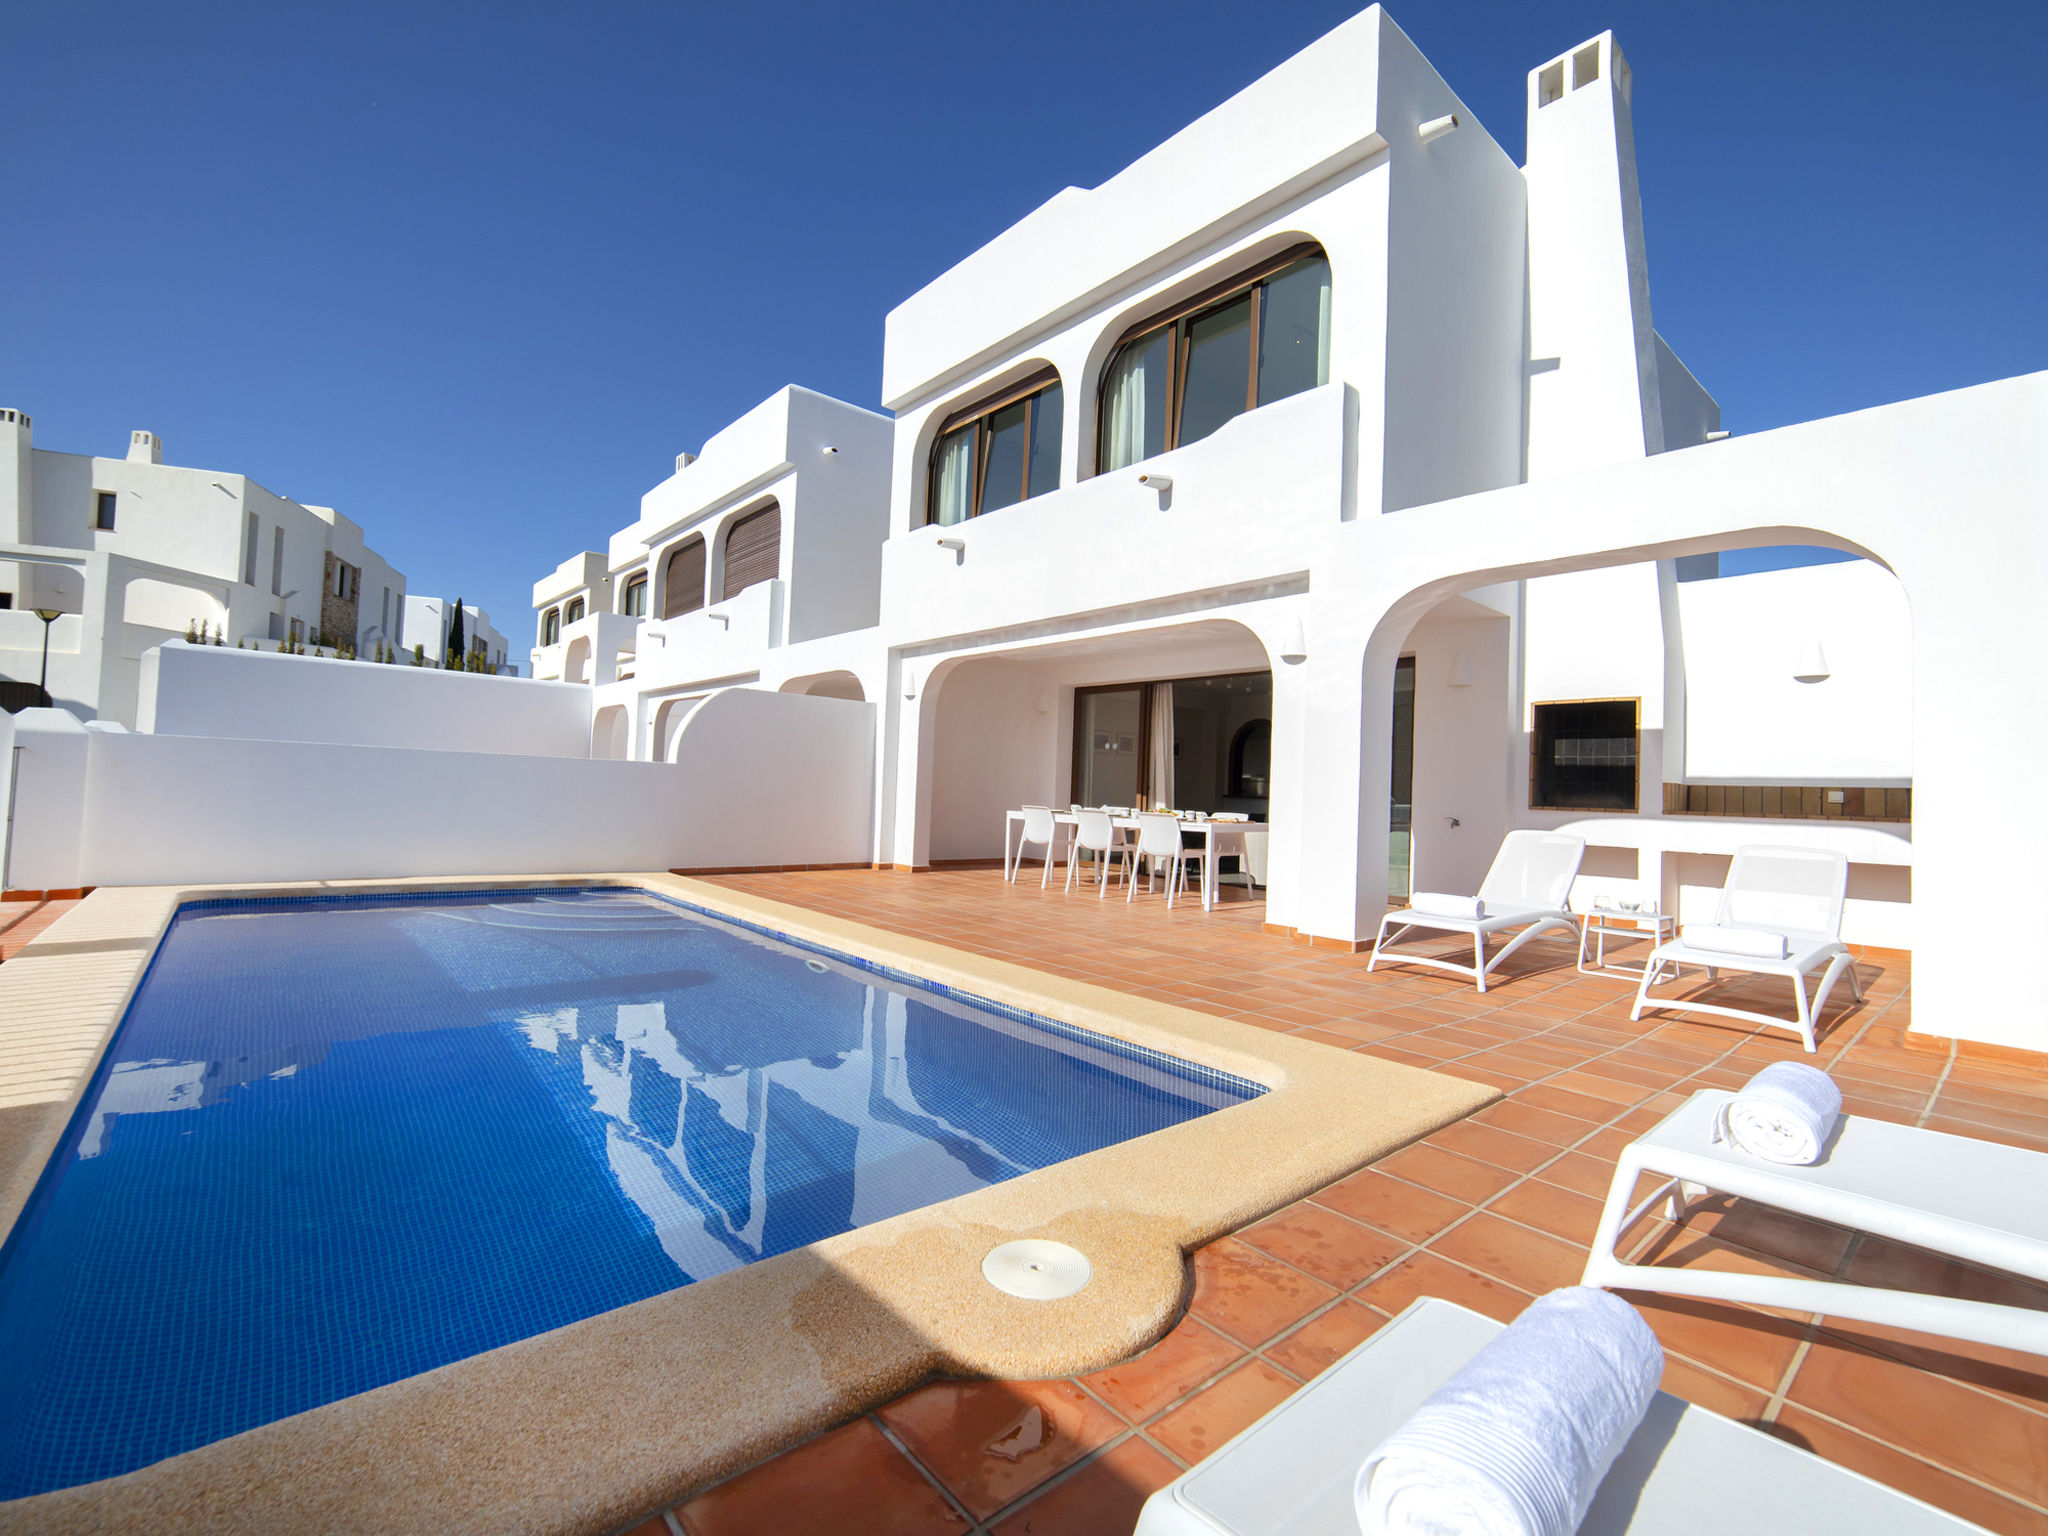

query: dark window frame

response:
[564,597,585,625]
[542,607,561,645]
[1529,696,1641,812]
[1070,682,1154,809]
[94,491,117,531]
[923,366,1063,527]
[1094,241,1328,474]
[621,573,648,617]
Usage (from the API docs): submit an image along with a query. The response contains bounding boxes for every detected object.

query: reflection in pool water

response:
[0,889,1258,1497]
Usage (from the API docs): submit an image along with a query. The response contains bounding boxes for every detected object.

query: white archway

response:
[564,635,592,685]
[591,704,629,761]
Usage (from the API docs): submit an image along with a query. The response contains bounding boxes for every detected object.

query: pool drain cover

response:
[982,1240,1091,1300]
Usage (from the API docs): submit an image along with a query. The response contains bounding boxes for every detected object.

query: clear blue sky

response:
[8,1,2042,639]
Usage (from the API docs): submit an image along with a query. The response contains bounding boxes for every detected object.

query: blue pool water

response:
[0,888,1260,1497]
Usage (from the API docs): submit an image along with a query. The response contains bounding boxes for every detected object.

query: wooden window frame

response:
[1528,696,1641,813]
[1094,241,1326,474]
[564,597,585,625]
[542,607,560,645]
[621,573,648,617]
[1070,682,1154,810]
[922,366,1062,527]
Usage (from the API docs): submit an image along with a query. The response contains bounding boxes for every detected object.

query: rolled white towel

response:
[1680,923,1789,960]
[1712,1061,1841,1164]
[1410,892,1485,920]
[1356,1287,1663,1536]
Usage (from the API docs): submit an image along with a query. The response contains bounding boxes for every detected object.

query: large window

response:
[926,369,1063,527]
[1531,699,1640,811]
[662,538,706,619]
[1097,245,1330,473]
[722,503,780,600]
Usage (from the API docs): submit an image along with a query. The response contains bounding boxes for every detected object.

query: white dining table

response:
[1002,810,1268,912]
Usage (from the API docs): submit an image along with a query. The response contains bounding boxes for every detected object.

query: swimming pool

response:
[0,887,1261,1497]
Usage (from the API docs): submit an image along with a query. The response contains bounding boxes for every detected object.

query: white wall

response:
[928,661,1055,861]
[1678,560,1911,782]
[136,642,596,757]
[1378,19,1529,514]
[5,692,872,890]
[1401,608,1514,897]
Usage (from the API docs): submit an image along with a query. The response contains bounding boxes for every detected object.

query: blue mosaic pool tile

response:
[0,886,1261,1496]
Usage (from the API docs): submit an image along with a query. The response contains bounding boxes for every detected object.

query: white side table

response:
[1577,902,1677,978]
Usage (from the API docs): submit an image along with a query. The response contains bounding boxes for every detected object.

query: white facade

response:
[7,9,2043,1055]
[402,595,514,674]
[0,414,408,724]
[528,386,893,761]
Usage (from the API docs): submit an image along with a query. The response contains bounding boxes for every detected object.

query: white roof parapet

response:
[880,6,1397,411]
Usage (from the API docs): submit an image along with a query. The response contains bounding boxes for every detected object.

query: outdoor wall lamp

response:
[1280,616,1308,665]
[33,607,62,697]
[935,535,965,565]
[1793,639,1830,684]
[902,666,919,700]
[1138,472,1173,508]
[1419,113,1459,145]
[706,610,730,629]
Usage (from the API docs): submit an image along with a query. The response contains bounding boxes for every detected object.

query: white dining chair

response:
[1011,804,1064,887]
[1064,808,1125,897]
[1128,811,1193,907]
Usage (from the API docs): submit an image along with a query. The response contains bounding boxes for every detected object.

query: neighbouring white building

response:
[4,9,2041,1056]
[529,385,893,760]
[0,415,408,724]
[402,595,515,674]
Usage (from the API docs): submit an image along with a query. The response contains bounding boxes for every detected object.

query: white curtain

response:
[932,427,975,526]
[1147,683,1175,810]
[1101,343,1150,471]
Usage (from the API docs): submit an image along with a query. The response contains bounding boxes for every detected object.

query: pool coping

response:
[0,874,1498,1536]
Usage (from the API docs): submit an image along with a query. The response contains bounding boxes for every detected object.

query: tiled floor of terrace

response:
[638,866,2046,1536]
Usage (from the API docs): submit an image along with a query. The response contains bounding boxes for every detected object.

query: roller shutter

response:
[662,538,706,619]
[721,503,781,601]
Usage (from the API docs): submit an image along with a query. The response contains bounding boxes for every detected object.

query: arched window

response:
[722,502,781,600]
[1097,244,1330,473]
[541,607,560,646]
[662,538,705,619]
[564,597,585,625]
[621,573,647,617]
[926,368,1063,526]
[1228,718,1272,799]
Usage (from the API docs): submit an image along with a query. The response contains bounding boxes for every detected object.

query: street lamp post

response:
[33,608,61,702]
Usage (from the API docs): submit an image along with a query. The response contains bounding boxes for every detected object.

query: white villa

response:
[1,9,2040,1059]
[0,414,409,724]
[402,595,516,675]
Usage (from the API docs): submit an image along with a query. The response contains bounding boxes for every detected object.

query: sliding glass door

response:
[1073,687,1145,808]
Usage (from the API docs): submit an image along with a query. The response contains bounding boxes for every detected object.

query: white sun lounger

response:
[1631,845,1863,1052]
[1583,1089,2048,1355]
[1134,1296,1980,1535]
[1367,830,1585,993]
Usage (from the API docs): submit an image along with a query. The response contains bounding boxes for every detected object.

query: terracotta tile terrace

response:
[592,866,2048,1536]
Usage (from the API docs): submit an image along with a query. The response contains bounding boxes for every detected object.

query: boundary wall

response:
[2,691,873,889]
